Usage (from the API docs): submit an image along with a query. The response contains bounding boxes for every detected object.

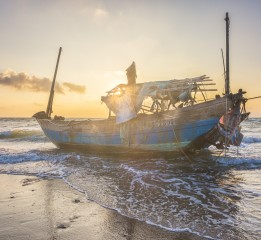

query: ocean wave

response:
[63,177,216,240]
[242,136,261,144]
[120,164,160,176]
[0,149,71,164]
[217,157,261,166]
[0,129,42,139]
[0,160,70,178]
[247,118,261,123]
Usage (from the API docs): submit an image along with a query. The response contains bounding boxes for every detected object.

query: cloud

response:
[94,8,108,18]
[63,82,86,94]
[0,69,63,93]
[0,70,85,94]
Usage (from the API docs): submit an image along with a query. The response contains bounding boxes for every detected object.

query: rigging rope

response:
[172,128,192,162]
[224,96,228,157]
[213,148,225,162]
[247,96,261,100]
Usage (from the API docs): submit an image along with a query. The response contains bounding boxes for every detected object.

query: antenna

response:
[225,12,230,95]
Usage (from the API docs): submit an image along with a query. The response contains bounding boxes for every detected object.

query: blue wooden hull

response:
[42,118,218,151]
[36,97,229,152]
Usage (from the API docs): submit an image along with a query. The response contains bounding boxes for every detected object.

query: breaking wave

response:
[0,129,43,139]
[0,148,69,164]
[217,157,261,166]
[242,136,261,144]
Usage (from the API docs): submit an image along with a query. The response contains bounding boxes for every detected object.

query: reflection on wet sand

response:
[0,174,203,240]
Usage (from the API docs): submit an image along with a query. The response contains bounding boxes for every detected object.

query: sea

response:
[0,118,260,240]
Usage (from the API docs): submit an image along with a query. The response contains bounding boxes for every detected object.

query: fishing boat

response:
[33,13,250,153]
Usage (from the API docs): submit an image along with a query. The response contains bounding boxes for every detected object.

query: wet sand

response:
[0,174,203,240]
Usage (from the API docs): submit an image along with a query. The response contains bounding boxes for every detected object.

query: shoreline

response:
[0,173,204,240]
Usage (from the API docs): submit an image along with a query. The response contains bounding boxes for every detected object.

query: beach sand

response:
[0,174,202,240]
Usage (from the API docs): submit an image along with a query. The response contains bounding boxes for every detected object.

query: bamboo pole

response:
[46,47,62,118]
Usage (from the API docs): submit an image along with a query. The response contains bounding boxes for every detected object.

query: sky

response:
[0,0,261,118]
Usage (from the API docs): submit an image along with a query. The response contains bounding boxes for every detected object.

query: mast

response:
[46,47,62,118]
[225,12,230,95]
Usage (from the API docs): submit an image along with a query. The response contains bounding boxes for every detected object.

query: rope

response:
[212,149,225,162]
[172,128,192,162]
[247,96,261,100]
[224,96,228,157]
